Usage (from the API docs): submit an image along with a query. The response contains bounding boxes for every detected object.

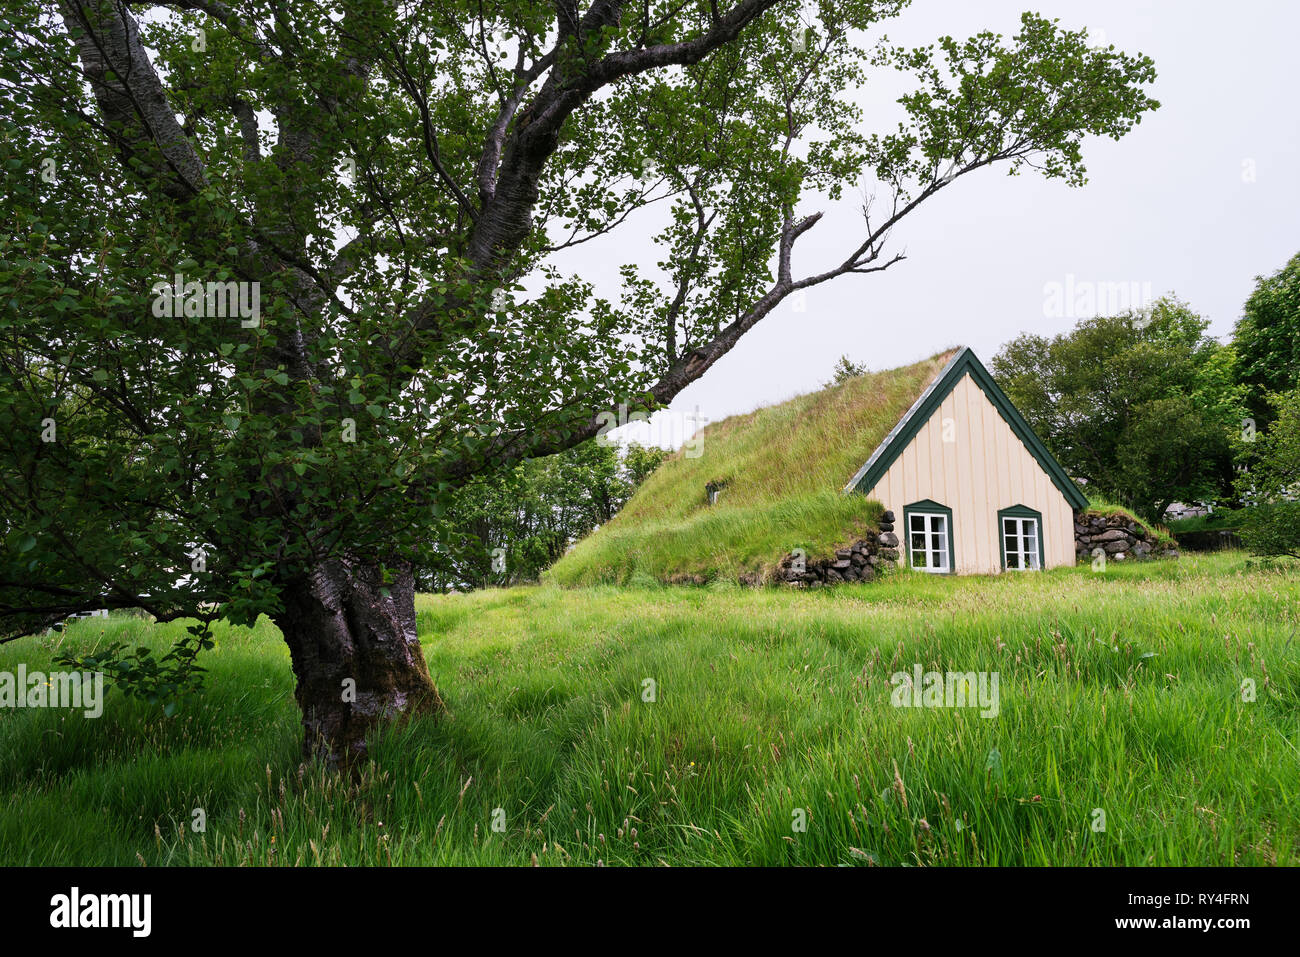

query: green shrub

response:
[1241,502,1300,559]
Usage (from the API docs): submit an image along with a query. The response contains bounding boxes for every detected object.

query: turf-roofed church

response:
[548,346,1089,587]
[845,347,1087,574]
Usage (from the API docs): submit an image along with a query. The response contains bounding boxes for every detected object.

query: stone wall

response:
[1074,510,1178,562]
[710,507,1178,586]
[775,510,900,587]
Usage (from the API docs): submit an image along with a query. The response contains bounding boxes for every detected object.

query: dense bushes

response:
[1241,503,1300,559]
[1236,388,1300,560]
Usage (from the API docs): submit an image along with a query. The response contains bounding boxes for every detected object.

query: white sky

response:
[587,0,1300,449]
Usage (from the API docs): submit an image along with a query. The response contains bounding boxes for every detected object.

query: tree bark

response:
[276,559,442,769]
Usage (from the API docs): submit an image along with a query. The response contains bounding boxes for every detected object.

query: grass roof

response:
[547,349,959,586]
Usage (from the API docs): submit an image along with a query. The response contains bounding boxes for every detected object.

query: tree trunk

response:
[276,559,442,769]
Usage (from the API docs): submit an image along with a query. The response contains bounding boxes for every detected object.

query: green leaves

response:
[1233,251,1300,429]
[429,438,667,590]
[52,622,214,714]
[873,13,1158,193]
[1237,387,1300,560]
[985,747,1004,782]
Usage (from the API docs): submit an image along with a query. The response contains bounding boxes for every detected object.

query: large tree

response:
[0,0,1157,765]
[1233,251,1300,432]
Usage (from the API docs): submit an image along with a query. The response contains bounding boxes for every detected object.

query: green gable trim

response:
[998,503,1043,518]
[902,498,956,574]
[997,503,1044,571]
[845,347,1088,511]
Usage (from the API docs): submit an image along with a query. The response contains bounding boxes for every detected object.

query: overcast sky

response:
[589,0,1300,449]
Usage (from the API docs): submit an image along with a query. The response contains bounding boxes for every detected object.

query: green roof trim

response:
[844,347,1088,511]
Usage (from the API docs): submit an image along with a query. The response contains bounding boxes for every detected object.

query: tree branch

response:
[59,0,209,199]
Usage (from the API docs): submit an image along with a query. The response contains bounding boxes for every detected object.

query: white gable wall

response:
[863,373,1075,574]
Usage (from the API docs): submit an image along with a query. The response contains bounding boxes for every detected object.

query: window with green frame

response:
[903,499,955,573]
[998,504,1044,571]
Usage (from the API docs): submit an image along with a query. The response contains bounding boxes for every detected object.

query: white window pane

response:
[907,511,949,572]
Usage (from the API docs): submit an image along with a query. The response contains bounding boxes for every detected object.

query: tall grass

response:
[1,551,1296,865]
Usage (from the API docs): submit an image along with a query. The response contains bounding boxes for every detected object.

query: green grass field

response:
[1,551,1296,866]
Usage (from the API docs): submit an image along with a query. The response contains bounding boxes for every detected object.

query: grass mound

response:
[549,350,957,585]
[1082,497,1178,548]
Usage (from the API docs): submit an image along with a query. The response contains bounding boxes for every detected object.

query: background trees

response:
[992,250,1300,533]
[992,298,1245,522]
[428,440,668,590]
[1236,388,1300,559]
[1233,252,1300,432]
